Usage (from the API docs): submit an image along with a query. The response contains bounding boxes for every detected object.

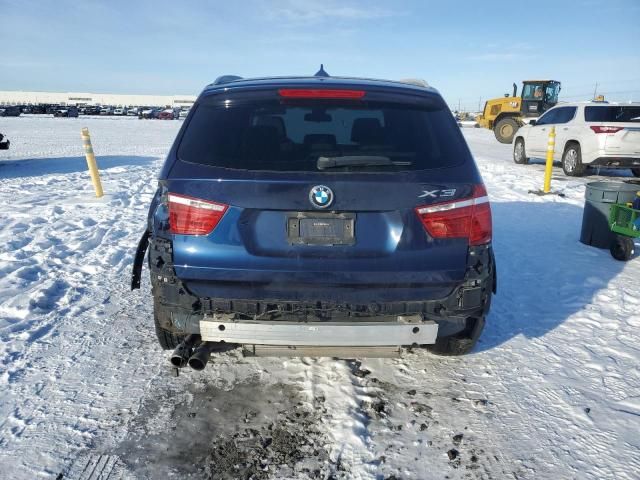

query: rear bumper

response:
[587,156,640,168]
[200,315,438,346]
[147,237,496,340]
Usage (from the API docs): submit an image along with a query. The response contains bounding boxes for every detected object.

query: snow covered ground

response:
[0,116,639,480]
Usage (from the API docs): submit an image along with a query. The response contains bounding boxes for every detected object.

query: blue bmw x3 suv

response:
[132,70,496,370]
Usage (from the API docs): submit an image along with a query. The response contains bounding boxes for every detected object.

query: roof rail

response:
[213,75,243,85]
[398,78,429,88]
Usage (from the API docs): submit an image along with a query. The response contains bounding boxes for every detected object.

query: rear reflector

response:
[415,185,492,246]
[590,126,624,134]
[278,89,366,99]
[168,193,228,235]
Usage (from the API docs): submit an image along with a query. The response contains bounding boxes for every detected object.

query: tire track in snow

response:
[341,353,530,479]
[301,358,378,479]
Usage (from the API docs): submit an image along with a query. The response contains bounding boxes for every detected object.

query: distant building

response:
[0,90,197,108]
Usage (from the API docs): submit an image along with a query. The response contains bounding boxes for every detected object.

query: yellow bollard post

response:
[81,127,104,198]
[543,126,556,194]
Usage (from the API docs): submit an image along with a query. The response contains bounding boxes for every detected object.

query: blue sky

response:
[1,0,639,109]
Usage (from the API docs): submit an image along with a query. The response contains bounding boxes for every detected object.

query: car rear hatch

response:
[603,125,640,155]
[586,105,640,155]
[160,83,488,303]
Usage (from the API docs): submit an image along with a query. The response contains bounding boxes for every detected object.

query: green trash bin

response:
[580,181,639,248]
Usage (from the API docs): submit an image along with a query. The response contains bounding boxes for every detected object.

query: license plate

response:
[287,212,355,245]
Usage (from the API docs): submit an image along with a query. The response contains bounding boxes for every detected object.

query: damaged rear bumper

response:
[199,314,438,346]
[136,235,496,343]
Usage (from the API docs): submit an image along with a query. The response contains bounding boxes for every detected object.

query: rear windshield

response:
[584,106,640,123]
[177,100,467,172]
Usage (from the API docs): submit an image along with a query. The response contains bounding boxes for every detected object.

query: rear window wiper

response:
[317,155,412,170]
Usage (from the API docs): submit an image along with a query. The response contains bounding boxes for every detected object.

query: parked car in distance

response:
[0,133,9,150]
[157,109,175,120]
[0,106,21,117]
[132,72,496,370]
[33,105,48,114]
[138,108,159,119]
[513,101,640,177]
[100,106,113,115]
[113,107,126,115]
[79,105,100,115]
[127,107,139,116]
[178,108,190,119]
[53,106,79,118]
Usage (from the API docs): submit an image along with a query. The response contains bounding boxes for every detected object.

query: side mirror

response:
[529,119,537,126]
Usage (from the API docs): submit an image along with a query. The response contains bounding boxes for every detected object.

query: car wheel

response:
[632,168,640,178]
[513,138,529,164]
[494,118,519,144]
[426,316,486,356]
[562,143,585,177]
[154,299,185,350]
[610,235,635,261]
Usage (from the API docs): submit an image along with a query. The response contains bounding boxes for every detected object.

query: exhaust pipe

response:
[188,342,237,370]
[170,334,200,368]
[188,342,216,371]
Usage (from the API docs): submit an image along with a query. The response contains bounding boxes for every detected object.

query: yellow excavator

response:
[477,80,561,143]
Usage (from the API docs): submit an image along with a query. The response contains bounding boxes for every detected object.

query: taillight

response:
[278,89,366,99]
[415,185,492,246]
[590,126,624,134]
[168,193,228,235]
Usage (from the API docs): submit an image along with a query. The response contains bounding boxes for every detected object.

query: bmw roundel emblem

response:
[309,185,334,209]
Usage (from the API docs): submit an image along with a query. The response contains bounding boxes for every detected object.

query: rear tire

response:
[153,299,185,350]
[562,143,585,177]
[513,138,529,164]
[426,316,486,356]
[610,235,635,261]
[494,118,519,144]
[632,168,640,178]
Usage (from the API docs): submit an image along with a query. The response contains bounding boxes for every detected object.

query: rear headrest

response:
[303,134,337,150]
[254,116,286,139]
[351,118,384,144]
[241,126,281,159]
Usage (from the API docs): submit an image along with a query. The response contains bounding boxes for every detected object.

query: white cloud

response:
[264,0,395,22]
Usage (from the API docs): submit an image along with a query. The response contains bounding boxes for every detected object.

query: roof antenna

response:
[314,64,330,77]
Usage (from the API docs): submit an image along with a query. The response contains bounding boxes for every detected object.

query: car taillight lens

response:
[590,126,624,134]
[415,185,492,246]
[168,193,228,235]
[278,89,366,99]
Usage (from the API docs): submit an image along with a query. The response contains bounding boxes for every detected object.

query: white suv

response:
[512,102,640,177]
